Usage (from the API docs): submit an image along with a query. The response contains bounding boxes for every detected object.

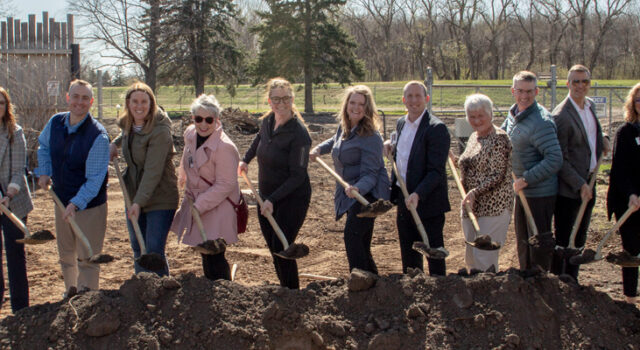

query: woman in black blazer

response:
[607,82,640,305]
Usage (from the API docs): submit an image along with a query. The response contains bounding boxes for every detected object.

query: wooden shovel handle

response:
[568,157,602,249]
[112,158,148,254]
[240,171,290,249]
[49,188,95,257]
[389,157,430,248]
[314,158,371,206]
[0,202,30,236]
[511,173,539,236]
[447,155,482,233]
[595,205,636,258]
[188,198,209,243]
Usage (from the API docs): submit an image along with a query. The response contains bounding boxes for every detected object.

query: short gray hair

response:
[464,93,493,121]
[190,94,221,117]
[512,71,537,87]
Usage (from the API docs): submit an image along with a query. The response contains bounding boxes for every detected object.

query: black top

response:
[607,122,640,219]
[196,133,210,149]
[243,113,312,203]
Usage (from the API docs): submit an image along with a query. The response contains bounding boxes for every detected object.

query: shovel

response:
[48,188,114,264]
[388,156,448,259]
[188,198,227,255]
[570,205,637,266]
[447,155,500,250]
[112,158,166,272]
[0,202,55,245]
[314,158,392,218]
[556,158,602,258]
[240,171,309,260]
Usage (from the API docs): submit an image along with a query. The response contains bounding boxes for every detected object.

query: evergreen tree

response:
[252,0,364,113]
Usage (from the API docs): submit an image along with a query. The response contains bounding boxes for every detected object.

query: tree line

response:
[69,0,640,112]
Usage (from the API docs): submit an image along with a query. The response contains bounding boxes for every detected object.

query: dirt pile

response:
[1,269,638,349]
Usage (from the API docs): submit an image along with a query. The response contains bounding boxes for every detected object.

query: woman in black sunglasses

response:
[170,94,242,280]
[238,77,312,289]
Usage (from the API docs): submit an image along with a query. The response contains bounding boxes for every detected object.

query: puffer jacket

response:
[501,101,562,197]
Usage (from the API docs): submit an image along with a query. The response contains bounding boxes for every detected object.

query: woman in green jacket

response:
[110,82,179,276]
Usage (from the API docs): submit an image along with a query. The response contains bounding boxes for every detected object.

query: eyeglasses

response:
[270,96,292,104]
[634,98,640,104]
[571,79,591,85]
[194,116,215,124]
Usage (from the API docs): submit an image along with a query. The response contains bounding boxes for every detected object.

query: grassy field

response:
[93,80,637,118]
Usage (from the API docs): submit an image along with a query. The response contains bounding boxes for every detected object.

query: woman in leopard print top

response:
[457,94,514,272]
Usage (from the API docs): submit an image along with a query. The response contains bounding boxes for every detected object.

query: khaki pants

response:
[55,203,107,291]
[462,208,511,272]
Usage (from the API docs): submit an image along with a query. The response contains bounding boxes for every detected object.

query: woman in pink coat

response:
[171,94,241,280]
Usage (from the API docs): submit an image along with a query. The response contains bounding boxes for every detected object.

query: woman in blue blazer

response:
[311,85,390,274]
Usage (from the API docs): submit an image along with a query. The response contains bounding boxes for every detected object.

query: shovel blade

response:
[554,246,581,259]
[89,254,115,264]
[136,252,166,271]
[273,243,309,260]
[15,230,56,245]
[466,234,501,251]
[357,199,393,218]
[568,248,599,265]
[193,238,227,255]
[412,242,448,259]
[606,250,640,267]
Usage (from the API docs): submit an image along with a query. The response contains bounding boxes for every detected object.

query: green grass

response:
[92,80,637,119]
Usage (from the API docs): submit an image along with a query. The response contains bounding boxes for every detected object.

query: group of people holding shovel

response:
[2,63,640,314]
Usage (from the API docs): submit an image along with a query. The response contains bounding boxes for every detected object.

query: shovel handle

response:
[0,202,30,236]
[113,158,148,254]
[389,157,430,248]
[314,158,371,206]
[568,158,602,249]
[188,199,209,243]
[594,205,636,259]
[447,156,482,233]
[49,188,95,257]
[511,173,539,237]
[240,171,290,250]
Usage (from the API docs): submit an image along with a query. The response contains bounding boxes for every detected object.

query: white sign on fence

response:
[591,96,606,119]
[47,81,60,97]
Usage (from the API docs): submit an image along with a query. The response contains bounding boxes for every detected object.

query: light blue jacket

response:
[501,101,562,197]
[316,125,390,219]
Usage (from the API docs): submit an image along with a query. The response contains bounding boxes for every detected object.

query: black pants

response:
[514,195,555,271]
[618,210,640,297]
[0,214,29,312]
[258,192,310,289]
[551,193,596,279]
[201,251,231,281]
[396,198,446,276]
[344,201,378,274]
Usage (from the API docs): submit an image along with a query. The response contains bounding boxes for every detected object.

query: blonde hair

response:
[0,87,16,142]
[339,85,380,139]
[261,77,305,123]
[118,82,159,135]
[623,82,640,123]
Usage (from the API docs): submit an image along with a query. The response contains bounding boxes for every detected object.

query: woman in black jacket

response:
[607,82,640,305]
[238,77,311,289]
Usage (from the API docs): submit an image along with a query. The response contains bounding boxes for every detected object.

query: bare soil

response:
[1,111,639,349]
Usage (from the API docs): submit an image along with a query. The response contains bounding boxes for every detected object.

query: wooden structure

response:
[0,12,79,130]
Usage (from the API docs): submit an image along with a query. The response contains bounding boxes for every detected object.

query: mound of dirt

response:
[1,270,638,349]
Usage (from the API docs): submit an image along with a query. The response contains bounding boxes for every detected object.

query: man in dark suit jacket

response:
[385,81,450,276]
[551,64,609,280]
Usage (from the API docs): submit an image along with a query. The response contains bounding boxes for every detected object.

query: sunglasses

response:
[571,79,591,85]
[194,116,215,124]
[270,96,292,104]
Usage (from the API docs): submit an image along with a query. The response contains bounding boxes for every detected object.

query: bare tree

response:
[479,0,513,79]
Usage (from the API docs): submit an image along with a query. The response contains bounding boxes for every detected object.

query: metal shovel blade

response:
[605,250,640,267]
[357,199,393,218]
[193,238,227,255]
[273,243,310,260]
[412,242,448,259]
[136,252,166,271]
[554,246,582,259]
[89,253,115,264]
[465,234,501,251]
[568,248,599,265]
[16,229,56,245]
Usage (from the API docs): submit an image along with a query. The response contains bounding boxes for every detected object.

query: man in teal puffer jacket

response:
[501,71,562,271]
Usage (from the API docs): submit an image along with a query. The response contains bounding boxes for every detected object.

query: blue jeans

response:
[126,209,175,277]
[0,214,29,312]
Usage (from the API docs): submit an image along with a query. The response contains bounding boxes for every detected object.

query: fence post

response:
[425,66,433,115]
[609,88,613,137]
[97,69,103,120]
[550,65,557,110]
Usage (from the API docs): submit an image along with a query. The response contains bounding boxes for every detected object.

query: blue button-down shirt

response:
[35,113,110,210]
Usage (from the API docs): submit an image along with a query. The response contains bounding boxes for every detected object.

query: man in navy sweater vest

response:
[35,79,110,298]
